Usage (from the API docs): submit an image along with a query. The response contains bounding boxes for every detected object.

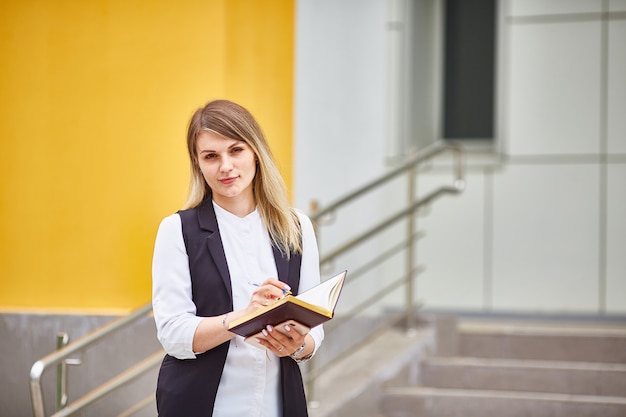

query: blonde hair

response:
[183,99,302,255]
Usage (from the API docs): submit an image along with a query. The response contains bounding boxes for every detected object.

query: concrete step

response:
[420,356,626,397]
[308,322,440,417]
[380,386,626,417]
[458,321,626,363]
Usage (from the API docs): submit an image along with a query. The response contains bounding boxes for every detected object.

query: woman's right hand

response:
[247,278,291,311]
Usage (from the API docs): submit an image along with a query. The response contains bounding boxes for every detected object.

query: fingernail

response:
[266,325,273,332]
[262,329,268,336]
[284,325,291,332]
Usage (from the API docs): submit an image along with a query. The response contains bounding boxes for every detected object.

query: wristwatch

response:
[290,342,306,359]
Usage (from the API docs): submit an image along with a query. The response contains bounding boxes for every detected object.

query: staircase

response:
[380,316,626,417]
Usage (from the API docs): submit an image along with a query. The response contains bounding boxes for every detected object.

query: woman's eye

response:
[205,153,217,159]
[231,147,243,154]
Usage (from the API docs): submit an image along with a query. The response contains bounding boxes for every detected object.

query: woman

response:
[152,99,322,417]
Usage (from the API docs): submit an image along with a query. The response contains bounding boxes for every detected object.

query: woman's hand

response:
[255,323,306,357]
[247,278,291,310]
[244,279,315,358]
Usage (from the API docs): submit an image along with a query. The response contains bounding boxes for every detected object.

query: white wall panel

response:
[608,20,626,153]
[509,0,602,16]
[606,164,626,313]
[610,0,626,12]
[416,170,486,310]
[507,21,602,155]
[294,0,388,209]
[492,164,600,312]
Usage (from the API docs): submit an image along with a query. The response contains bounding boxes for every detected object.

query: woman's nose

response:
[220,156,233,172]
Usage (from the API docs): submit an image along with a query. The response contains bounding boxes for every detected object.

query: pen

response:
[248,281,292,296]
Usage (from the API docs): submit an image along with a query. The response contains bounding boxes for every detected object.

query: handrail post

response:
[30,360,46,417]
[405,164,417,332]
[55,333,82,413]
[56,332,69,411]
[309,200,319,233]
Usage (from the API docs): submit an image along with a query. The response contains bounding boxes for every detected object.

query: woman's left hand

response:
[256,323,306,357]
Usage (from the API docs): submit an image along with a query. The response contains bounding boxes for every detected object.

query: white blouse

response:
[152,201,323,417]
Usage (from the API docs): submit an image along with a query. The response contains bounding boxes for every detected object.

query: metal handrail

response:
[49,351,163,417]
[304,140,464,402]
[318,184,462,266]
[310,140,464,222]
[310,140,464,306]
[29,303,157,417]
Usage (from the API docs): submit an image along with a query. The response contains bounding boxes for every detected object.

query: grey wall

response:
[0,312,161,417]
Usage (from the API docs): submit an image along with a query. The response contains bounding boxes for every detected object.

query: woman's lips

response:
[219,176,237,185]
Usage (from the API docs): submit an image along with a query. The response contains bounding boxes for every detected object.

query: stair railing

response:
[310,140,464,328]
[304,140,464,402]
[29,304,163,417]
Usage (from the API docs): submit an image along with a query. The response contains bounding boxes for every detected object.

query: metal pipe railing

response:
[310,141,464,222]
[305,140,464,402]
[48,351,163,417]
[29,303,154,417]
[317,185,462,267]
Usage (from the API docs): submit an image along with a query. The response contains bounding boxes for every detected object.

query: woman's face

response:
[196,130,257,210]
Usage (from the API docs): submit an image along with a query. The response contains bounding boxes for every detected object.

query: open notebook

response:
[227,270,347,347]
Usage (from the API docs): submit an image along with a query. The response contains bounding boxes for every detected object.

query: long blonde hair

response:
[183,99,302,255]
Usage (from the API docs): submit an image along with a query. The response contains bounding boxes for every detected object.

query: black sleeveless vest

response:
[155,199,308,417]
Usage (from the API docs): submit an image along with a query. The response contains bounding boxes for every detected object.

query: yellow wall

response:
[0,0,294,312]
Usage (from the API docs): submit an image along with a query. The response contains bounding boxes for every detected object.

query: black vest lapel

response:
[272,234,303,295]
[273,246,288,280]
[197,199,232,300]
